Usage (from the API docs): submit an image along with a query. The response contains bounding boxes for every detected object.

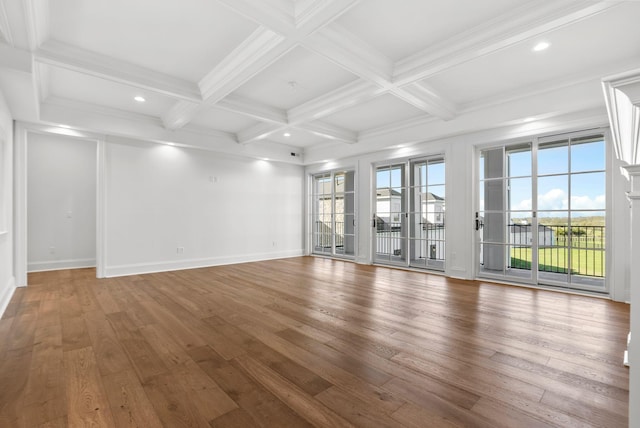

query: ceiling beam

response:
[288,80,382,124]
[0,0,14,46]
[304,24,393,88]
[198,27,289,102]
[217,94,288,125]
[22,0,49,51]
[301,120,357,144]
[294,0,362,33]
[393,0,622,85]
[165,1,366,133]
[393,82,457,120]
[237,122,283,144]
[161,101,203,131]
[34,41,202,102]
[214,0,295,35]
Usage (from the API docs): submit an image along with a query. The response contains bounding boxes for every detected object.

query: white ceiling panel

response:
[47,67,176,117]
[424,3,640,107]
[322,93,426,132]
[49,0,258,82]
[231,46,359,110]
[190,106,259,134]
[336,0,530,62]
[268,128,327,148]
[1,0,638,157]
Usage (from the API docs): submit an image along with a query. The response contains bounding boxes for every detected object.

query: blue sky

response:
[481,139,606,218]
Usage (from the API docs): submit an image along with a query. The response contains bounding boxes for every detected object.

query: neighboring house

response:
[423,192,445,225]
[376,189,445,225]
[509,224,556,246]
[376,188,403,223]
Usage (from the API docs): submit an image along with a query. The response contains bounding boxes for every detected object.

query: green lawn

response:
[510,246,605,277]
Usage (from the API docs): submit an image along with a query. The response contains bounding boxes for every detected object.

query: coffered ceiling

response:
[0,0,639,164]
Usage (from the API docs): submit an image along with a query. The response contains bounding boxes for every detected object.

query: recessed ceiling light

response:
[283,132,291,137]
[533,42,550,52]
[134,96,146,103]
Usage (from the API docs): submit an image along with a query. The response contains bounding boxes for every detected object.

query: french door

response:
[374,157,445,270]
[478,131,607,292]
[312,170,356,258]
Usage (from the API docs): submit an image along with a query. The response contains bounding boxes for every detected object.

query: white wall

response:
[0,90,14,315]
[105,140,304,276]
[27,133,97,271]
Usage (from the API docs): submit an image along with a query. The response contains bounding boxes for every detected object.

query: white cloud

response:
[537,188,567,211]
[571,194,605,210]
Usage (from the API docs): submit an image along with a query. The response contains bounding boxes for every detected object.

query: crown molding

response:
[22,0,49,51]
[393,0,621,85]
[393,82,456,120]
[198,27,290,102]
[358,115,437,142]
[612,73,640,107]
[302,120,357,144]
[43,96,163,127]
[0,0,14,46]
[288,80,382,123]
[603,69,640,165]
[35,41,201,101]
[305,24,392,87]
[161,100,203,131]
[217,94,288,125]
[461,59,640,115]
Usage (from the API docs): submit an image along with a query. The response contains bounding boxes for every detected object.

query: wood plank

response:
[234,354,353,427]
[102,369,164,428]
[63,346,116,427]
[141,372,214,428]
[172,359,238,421]
[0,259,628,427]
[1,288,25,319]
[61,316,91,352]
[105,311,168,382]
[84,311,132,376]
[0,351,33,426]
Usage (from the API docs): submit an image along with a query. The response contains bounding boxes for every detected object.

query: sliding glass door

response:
[478,132,607,292]
[312,171,355,258]
[375,157,445,270]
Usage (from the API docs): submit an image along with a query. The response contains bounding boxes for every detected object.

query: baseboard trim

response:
[0,276,16,318]
[104,250,305,278]
[28,258,96,272]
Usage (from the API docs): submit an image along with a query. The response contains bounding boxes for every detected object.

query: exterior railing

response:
[480,223,605,277]
[375,221,445,260]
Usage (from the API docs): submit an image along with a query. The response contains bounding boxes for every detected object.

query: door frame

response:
[372,154,446,271]
[475,128,611,294]
[14,122,106,286]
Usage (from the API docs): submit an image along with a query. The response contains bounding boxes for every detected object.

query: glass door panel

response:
[479,144,533,281]
[313,174,332,254]
[312,170,356,258]
[375,164,406,264]
[478,133,607,292]
[376,157,445,271]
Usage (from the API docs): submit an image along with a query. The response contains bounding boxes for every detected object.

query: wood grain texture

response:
[0,257,629,427]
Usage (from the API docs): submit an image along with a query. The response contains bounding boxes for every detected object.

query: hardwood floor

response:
[0,257,629,427]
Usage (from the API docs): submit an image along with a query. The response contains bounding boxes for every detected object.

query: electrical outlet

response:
[177,247,184,254]
[49,246,55,254]
[272,241,277,247]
